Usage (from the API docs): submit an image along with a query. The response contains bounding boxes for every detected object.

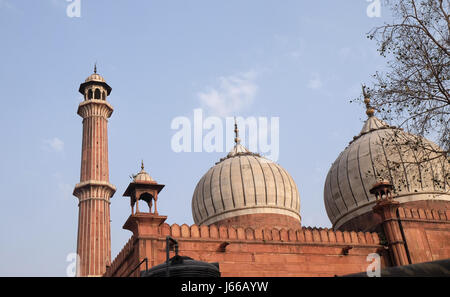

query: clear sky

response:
[0,0,392,276]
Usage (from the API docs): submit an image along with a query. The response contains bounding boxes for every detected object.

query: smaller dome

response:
[84,64,105,83]
[85,73,106,83]
[78,66,112,96]
[133,161,155,183]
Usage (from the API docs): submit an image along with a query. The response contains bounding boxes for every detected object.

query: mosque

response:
[72,68,449,277]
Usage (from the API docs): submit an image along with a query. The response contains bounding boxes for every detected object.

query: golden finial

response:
[141,160,144,170]
[234,117,241,145]
[362,85,374,117]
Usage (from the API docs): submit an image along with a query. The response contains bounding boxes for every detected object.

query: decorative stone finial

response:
[362,85,374,117]
[234,117,241,145]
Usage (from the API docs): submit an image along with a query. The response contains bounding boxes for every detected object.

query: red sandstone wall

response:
[106,235,143,277]
[214,213,301,230]
[397,207,450,264]
[339,200,449,233]
[105,222,385,277]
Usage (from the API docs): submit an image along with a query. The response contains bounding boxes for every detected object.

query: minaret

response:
[73,66,116,276]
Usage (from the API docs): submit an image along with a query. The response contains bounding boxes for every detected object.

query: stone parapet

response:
[156,223,380,246]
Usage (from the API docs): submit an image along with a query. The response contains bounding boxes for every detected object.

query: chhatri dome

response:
[191,120,301,229]
[324,88,449,231]
[78,64,112,97]
[85,64,105,82]
[133,161,155,183]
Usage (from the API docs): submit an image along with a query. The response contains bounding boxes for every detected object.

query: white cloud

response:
[43,137,64,152]
[198,71,258,117]
[307,73,323,90]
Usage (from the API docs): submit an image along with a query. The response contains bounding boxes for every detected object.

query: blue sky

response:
[0,0,391,276]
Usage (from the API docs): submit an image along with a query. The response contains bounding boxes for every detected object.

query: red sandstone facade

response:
[104,214,386,277]
[103,200,449,277]
[71,70,449,277]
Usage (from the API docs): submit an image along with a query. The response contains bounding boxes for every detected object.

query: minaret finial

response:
[141,160,144,170]
[94,63,97,74]
[362,85,374,117]
[234,117,241,145]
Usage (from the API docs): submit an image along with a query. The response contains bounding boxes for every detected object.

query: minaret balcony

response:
[77,99,114,119]
[73,180,116,200]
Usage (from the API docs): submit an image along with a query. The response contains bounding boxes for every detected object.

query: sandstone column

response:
[371,181,410,266]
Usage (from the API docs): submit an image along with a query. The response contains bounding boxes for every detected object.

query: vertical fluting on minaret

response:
[73,68,116,277]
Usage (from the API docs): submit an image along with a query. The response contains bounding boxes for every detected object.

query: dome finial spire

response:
[234,116,241,145]
[141,159,144,170]
[94,63,97,74]
[362,85,374,117]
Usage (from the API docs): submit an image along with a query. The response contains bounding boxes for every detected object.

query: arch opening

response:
[139,192,155,213]
[94,88,101,99]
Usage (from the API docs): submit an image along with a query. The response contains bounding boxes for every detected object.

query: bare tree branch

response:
[362,0,450,151]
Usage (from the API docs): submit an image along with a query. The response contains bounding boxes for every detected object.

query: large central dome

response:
[191,123,301,228]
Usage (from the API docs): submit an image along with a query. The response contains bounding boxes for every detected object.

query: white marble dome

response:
[192,142,301,226]
[324,114,449,229]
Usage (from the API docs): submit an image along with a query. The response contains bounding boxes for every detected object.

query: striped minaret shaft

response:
[73,70,116,277]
